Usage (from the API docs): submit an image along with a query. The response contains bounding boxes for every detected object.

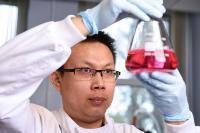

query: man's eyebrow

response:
[81,60,114,67]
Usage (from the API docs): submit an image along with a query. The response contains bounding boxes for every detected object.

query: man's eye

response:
[80,68,91,73]
[103,70,114,74]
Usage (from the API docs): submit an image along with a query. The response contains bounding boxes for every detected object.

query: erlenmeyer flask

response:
[125,19,179,74]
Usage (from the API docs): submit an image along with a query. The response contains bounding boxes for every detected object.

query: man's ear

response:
[49,71,62,92]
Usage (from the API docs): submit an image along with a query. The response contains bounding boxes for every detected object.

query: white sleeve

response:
[0,15,86,132]
[165,115,200,133]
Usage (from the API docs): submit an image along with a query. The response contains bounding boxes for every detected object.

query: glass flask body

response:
[125,20,179,74]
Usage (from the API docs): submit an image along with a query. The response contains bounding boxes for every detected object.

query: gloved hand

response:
[136,69,192,122]
[79,0,166,34]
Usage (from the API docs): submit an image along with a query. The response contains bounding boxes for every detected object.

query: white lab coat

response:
[0,15,199,133]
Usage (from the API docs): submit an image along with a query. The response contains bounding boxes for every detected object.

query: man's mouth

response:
[88,97,106,106]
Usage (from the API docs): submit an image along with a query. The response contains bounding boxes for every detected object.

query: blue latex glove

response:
[79,0,166,34]
[136,69,192,122]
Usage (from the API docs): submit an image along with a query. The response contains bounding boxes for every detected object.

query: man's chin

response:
[86,109,106,120]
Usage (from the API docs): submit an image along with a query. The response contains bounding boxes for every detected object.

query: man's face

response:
[53,41,116,126]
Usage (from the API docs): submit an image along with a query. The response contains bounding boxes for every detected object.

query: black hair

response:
[82,31,116,63]
[57,31,116,75]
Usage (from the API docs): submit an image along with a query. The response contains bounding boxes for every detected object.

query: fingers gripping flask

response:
[125,19,179,74]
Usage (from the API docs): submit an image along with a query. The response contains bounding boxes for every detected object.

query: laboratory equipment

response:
[125,19,178,74]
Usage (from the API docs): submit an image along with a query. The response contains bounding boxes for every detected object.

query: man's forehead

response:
[71,41,112,56]
[64,57,114,68]
[65,42,115,68]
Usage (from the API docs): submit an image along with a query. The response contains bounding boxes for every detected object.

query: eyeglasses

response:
[58,67,121,82]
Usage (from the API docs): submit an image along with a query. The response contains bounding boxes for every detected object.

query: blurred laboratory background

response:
[0,0,200,132]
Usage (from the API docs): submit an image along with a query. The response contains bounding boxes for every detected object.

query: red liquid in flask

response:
[125,49,179,74]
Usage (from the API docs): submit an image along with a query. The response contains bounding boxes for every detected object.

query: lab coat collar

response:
[53,108,115,133]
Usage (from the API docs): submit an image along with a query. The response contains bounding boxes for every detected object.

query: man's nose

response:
[91,72,105,90]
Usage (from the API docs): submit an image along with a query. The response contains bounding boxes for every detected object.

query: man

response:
[49,31,142,132]
[0,0,198,132]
